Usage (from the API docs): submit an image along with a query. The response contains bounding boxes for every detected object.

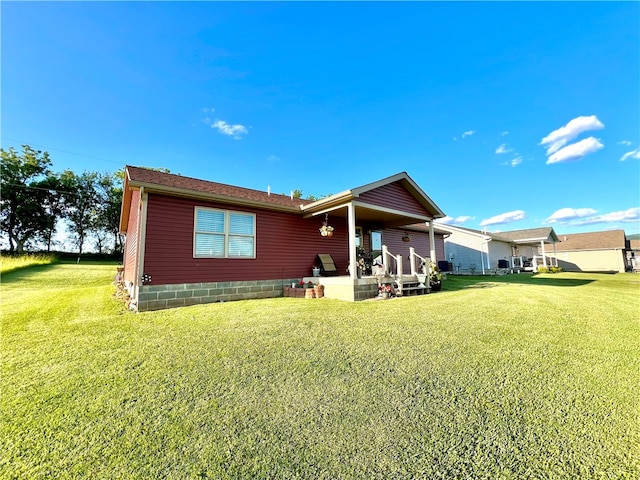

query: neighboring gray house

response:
[438,225,559,274]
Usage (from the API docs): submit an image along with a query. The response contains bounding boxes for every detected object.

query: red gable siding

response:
[142,193,350,285]
[123,190,140,285]
[358,181,430,217]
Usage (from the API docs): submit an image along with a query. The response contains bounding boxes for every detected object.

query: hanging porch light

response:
[319,213,334,237]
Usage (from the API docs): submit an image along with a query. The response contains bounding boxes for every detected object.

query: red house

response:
[119,166,447,311]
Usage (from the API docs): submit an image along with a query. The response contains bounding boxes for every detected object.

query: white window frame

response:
[193,207,256,258]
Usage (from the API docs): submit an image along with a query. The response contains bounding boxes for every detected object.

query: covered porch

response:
[507,229,560,273]
[299,172,446,300]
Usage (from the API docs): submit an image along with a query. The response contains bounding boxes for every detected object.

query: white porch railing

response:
[380,245,431,294]
[532,255,558,272]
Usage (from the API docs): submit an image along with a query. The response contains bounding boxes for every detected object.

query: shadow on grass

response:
[1,263,60,283]
[442,274,594,292]
[2,261,118,284]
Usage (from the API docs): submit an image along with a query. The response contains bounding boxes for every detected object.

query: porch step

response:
[400,285,427,295]
[393,277,428,296]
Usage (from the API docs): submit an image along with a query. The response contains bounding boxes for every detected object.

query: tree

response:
[0,145,53,252]
[93,171,124,254]
[61,170,100,255]
[31,174,68,251]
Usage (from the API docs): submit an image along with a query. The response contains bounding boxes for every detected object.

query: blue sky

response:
[3,1,639,236]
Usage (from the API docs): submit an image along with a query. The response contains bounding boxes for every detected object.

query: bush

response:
[537,266,563,274]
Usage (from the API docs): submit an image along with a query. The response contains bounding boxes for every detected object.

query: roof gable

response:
[302,171,445,219]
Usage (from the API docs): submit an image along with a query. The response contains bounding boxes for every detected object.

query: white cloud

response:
[202,107,216,113]
[267,155,280,163]
[620,149,640,161]
[462,130,475,138]
[546,137,603,164]
[436,215,474,226]
[546,207,598,224]
[540,115,604,155]
[501,131,509,136]
[480,210,526,227]
[574,207,640,225]
[510,156,523,167]
[495,143,512,154]
[212,120,248,139]
[618,140,632,146]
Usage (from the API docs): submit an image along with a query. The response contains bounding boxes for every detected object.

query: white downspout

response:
[481,238,492,275]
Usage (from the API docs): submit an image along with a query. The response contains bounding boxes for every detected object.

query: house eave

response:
[126,181,306,215]
[514,237,557,244]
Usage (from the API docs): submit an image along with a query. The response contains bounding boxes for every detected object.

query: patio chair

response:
[316,254,338,276]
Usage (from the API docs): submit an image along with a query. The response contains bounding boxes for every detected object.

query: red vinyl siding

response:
[383,228,445,274]
[358,181,429,217]
[142,194,350,285]
[123,190,140,285]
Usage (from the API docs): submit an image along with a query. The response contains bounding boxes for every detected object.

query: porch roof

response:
[497,227,559,244]
[300,171,446,227]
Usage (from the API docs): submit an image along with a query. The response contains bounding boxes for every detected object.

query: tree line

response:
[1,145,123,255]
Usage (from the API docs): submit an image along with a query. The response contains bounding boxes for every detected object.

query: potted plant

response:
[319,225,334,237]
[428,262,443,291]
[378,283,393,299]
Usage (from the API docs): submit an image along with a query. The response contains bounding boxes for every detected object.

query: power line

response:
[2,182,85,197]
[0,137,123,166]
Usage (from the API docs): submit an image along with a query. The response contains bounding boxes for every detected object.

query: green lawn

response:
[1,253,57,275]
[2,264,639,479]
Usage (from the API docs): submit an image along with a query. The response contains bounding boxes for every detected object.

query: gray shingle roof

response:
[497,227,559,243]
[554,230,626,251]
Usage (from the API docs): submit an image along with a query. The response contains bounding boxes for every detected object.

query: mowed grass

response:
[2,265,639,479]
[1,253,57,275]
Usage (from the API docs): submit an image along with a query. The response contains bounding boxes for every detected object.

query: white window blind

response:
[194,208,255,258]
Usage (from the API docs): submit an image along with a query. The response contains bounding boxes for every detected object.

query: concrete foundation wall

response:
[138,278,297,311]
[136,276,381,311]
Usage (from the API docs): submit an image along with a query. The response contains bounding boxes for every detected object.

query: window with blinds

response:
[194,207,255,258]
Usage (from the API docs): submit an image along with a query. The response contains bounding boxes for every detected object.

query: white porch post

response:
[553,242,558,267]
[540,240,547,268]
[409,246,416,276]
[382,245,390,275]
[347,202,357,280]
[428,220,436,264]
